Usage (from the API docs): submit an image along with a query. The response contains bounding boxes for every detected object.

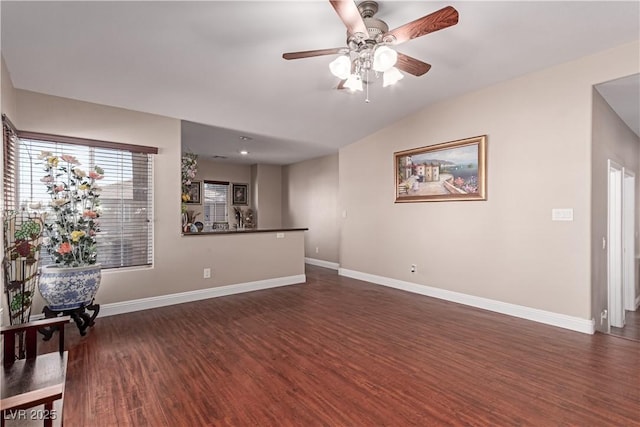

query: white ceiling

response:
[2,1,639,165]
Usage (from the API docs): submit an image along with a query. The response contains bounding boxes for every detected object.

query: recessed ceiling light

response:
[240,150,249,155]
[239,136,252,141]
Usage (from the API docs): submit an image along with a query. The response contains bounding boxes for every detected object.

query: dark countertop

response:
[182,227,308,236]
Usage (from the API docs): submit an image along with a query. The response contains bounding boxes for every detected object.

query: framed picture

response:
[186,181,201,204]
[394,135,487,203]
[232,183,248,205]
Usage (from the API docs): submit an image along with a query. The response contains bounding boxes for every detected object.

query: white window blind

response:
[9,132,156,269]
[203,181,229,225]
[2,115,18,210]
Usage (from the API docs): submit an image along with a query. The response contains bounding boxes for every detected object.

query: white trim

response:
[608,160,624,329]
[622,169,635,312]
[101,274,305,317]
[339,268,595,335]
[305,257,340,270]
[31,274,306,320]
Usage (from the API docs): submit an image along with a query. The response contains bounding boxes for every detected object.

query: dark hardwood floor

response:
[39,265,640,426]
[611,309,640,342]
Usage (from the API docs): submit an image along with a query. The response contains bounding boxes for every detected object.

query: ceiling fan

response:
[283,1,459,94]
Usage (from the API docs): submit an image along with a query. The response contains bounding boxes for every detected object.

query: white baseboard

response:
[101,274,306,317]
[305,257,340,270]
[339,268,595,335]
[32,274,306,320]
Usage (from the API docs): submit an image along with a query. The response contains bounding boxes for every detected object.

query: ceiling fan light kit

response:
[344,74,364,92]
[329,55,352,80]
[283,1,459,101]
[383,66,403,87]
[372,46,397,72]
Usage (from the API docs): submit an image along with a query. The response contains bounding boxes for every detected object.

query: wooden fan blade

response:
[283,48,346,60]
[329,0,368,37]
[396,53,431,76]
[385,6,459,45]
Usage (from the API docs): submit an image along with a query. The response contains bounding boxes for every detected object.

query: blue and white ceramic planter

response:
[39,264,101,311]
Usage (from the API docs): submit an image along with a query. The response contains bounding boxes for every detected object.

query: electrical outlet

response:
[411,264,417,273]
[315,247,319,254]
[276,232,285,239]
[203,268,211,279]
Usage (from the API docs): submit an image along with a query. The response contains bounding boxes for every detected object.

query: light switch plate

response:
[552,208,574,221]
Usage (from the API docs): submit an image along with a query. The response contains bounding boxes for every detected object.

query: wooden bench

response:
[1,317,70,427]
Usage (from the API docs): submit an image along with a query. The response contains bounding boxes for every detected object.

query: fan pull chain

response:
[365,69,370,103]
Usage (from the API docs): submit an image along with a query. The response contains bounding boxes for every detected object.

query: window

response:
[3,122,157,269]
[203,181,229,227]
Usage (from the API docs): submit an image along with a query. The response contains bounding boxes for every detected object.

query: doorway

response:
[622,170,635,314]
[608,163,638,339]
[594,75,640,342]
[607,160,623,330]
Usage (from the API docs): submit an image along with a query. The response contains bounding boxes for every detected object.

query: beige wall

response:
[282,154,339,263]
[591,87,640,332]
[184,155,285,230]
[253,164,282,228]
[10,90,304,314]
[1,56,17,120]
[338,41,639,321]
[250,164,258,214]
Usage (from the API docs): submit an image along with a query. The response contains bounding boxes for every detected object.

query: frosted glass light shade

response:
[329,55,352,80]
[373,46,398,72]
[344,74,363,92]
[383,67,404,87]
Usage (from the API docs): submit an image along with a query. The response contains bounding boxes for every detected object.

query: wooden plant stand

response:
[40,300,100,339]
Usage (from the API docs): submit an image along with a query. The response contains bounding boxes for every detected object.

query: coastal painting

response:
[394,135,487,202]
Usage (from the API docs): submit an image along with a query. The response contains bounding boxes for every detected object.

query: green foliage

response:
[14,219,41,240]
[9,291,32,312]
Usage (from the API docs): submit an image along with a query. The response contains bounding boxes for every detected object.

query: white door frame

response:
[608,160,624,329]
[623,169,636,312]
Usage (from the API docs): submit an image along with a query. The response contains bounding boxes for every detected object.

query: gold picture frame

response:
[232,183,248,206]
[185,181,201,204]
[394,135,487,202]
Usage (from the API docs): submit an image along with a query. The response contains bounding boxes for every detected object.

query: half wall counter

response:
[180,228,308,290]
[182,227,308,236]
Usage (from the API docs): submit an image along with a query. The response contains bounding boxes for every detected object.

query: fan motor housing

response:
[347,1,389,42]
[364,17,389,38]
[357,0,378,18]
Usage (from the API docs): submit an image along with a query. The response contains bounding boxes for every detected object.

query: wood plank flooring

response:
[39,265,640,426]
[611,309,640,342]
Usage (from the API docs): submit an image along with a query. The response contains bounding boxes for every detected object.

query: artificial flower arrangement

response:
[181,153,198,213]
[40,151,104,267]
